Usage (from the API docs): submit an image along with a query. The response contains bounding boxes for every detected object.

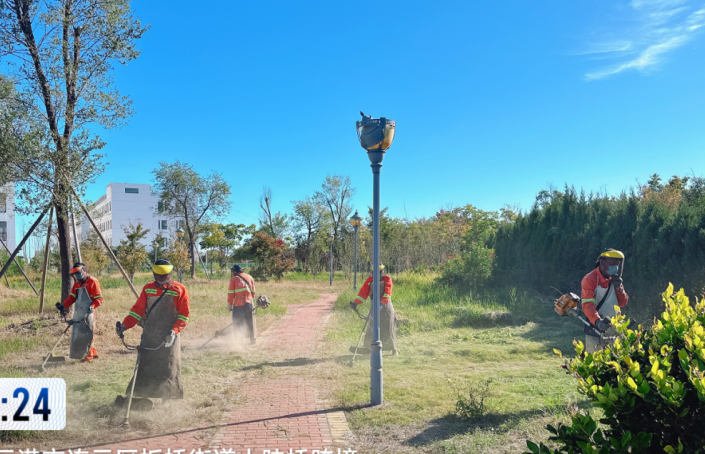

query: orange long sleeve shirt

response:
[122,281,191,334]
[228,272,256,307]
[355,274,393,305]
[62,276,104,309]
[581,268,628,324]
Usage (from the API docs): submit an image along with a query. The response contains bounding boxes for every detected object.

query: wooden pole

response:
[39,207,54,313]
[70,196,82,263]
[0,207,48,281]
[0,236,38,295]
[193,246,211,281]
[67,185,139,298]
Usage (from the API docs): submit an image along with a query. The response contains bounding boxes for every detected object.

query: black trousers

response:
[232,303,256,341]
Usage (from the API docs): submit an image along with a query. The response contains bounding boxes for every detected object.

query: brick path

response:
[82,293,348,453]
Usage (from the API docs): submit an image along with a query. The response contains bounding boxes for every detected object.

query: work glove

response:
[115,322,127,338]
[164,330,177,348]
[611,276,624,290]
[349,301,357,311]
[595,317,611,333]
[55,302,66,317]
[227,304,233,312]
[88,306,95,314]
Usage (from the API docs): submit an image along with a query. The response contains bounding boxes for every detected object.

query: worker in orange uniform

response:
[55,262,102,362]
[350,264,398,355]
[116,259,190,399]
[581,249,629,353]
[228,264,257,344]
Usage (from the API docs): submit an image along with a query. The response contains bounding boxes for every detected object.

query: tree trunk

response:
[54,200,73,302]
[189,240,196,278]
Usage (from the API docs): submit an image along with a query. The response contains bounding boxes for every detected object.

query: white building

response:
[78,182,182,247]
[0,183,16,250]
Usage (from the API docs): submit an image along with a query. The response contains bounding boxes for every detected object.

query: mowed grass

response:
[321,273,598,454]
[0,271,348,449]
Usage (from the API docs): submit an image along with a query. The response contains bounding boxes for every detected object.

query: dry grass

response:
[0,272,348,449]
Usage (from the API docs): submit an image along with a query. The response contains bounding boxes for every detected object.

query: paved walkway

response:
[83,294,348,454]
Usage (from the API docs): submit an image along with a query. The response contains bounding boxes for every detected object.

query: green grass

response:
[0,336,41,360]
[324,272,595,453]
[285,271,346,281]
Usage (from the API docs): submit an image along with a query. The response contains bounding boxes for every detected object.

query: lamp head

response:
[327,233,334,242]
[356,113,396,164]
[350,210,362,227]
[175,228,184,238]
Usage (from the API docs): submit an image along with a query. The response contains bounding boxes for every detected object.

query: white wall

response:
[0,183,16,250]
[79,182,181,247]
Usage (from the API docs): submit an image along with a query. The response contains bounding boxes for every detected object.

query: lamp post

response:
[350,211,363,290]
[176,228,184,283]
[327,233,334,286]
[356,112,396,406]
[152,241,158,262]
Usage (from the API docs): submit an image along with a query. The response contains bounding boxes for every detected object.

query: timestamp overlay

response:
[0,378,66,430]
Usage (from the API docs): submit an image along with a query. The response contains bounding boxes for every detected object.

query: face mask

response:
[154,274,171,286]
[607,265,619,276]
[72,272,85,282]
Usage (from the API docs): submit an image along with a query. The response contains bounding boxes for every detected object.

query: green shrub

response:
[454,378,493,419]
[528,283,705,453]
[437,243,494,289]
[524,413,652,454]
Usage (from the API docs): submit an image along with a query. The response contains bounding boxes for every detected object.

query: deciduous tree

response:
[115,222,149,283]
[152,161,231,278]
[0,0,147,299]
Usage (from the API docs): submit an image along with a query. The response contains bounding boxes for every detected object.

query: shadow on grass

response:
[405,401,593,448]
[510,303,586,356]
[238,355,355,370]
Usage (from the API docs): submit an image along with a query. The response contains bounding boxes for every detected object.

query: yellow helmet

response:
[379,264,385,271]
[595,249,625,269]
[599,249,625,260]
[152,259,174,275]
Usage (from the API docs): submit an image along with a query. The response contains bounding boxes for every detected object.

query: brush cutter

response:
[40,310,91,371]
[182,323,234,351]
[554,292,622,341]
[115,322,165,428]
[350,303,372,365]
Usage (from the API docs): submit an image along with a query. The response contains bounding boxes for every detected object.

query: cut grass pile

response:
[322,272,598,454]
[0,271,348,449]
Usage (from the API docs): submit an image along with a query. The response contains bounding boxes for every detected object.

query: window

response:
[160,220,168,230]
[158,201,164,212]
[177,219,185,230]
[125,187,139,194]
[0,194,5,213]
[0,221,5,241]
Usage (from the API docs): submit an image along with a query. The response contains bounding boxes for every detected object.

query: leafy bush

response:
[246,232,295,281]
[524,413,652,454]
[453,378,493,419]
[437,242,494,289]
[527,284,705,453]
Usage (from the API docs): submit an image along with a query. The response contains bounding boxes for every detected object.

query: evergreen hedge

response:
[492,176,705,319]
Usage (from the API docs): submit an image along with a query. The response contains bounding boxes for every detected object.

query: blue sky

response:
[18,0,705,234]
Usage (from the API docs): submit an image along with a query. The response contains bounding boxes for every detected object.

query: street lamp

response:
[176,228,184,283]
[356,112,396,406]
[350,211,363,290]
[327,233,334,286]
[152,241,158,262]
